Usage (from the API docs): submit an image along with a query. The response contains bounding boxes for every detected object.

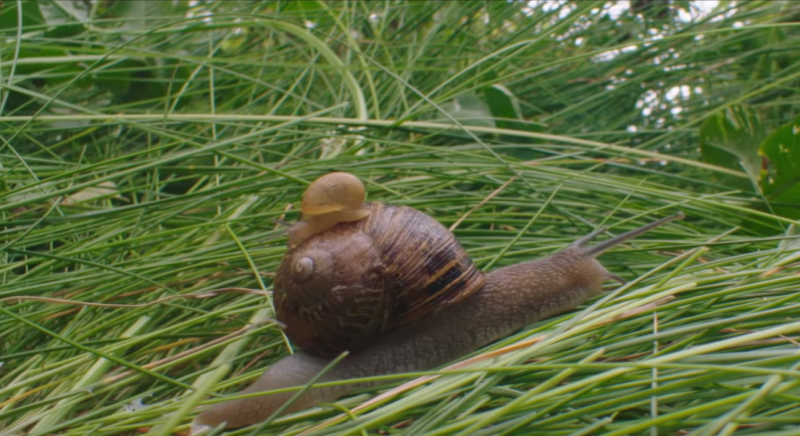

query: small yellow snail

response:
[287,172,371,248]
[193,173,682,430]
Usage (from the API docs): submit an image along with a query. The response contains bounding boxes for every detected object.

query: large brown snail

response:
[193,172,682,430]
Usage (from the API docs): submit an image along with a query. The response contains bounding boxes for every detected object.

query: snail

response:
[193,172,682,431]
[286,172,371,248]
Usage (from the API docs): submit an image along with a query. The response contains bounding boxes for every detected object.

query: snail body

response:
[193,173,681,431]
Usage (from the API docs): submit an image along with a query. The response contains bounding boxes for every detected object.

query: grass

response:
[2,1,800,435]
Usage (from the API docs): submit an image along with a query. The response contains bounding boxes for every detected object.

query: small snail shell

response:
[275,202,485,357]
[301,172,366,215]
[287,172,371,247]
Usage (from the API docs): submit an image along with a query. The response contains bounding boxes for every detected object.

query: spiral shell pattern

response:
[274,203,485,357]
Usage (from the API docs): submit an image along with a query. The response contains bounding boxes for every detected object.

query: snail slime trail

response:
[193,173,683,431]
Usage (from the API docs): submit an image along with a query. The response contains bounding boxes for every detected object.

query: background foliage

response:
[1,1,800,435]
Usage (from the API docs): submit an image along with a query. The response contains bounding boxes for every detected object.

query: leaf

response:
[759,113,800,219]
[0,1,45,31]
[38,0,94,27]
[481,84,544,134]
[106,0,177,32]
[278,0,334,28]
[699,105,766,191]
[52,0,90,24]
[62,181,119,206]
[280,0,323,14]
[38,0,74,26]
[482,84,521,129]
[435,93,496,128]
[38,0,86,37]
[777,224,800,252]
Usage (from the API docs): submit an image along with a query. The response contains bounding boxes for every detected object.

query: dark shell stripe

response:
[361,204,484,329]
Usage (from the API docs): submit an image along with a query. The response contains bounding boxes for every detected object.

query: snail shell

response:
[301,172,366,215]
[287,172,371,247]
[275,202,486,357]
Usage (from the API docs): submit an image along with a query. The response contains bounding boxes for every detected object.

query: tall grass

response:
[1,1,800,435]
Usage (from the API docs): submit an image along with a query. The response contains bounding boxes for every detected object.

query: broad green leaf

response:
[38,0,90,26]
[105,0,177,32]
[280,0,323,14]
[52,0,90,24]
[435,93,496,128]
[482,84,544,134]
[92,59,169,103]
[37,0,85,37]
[482,84,521,129]
[699,105,766,191]
[759,113,800,219]
[38,0,75,26]
[0,0,44,32]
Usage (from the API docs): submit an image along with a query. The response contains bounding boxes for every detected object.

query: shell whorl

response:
[274,203,486,357]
